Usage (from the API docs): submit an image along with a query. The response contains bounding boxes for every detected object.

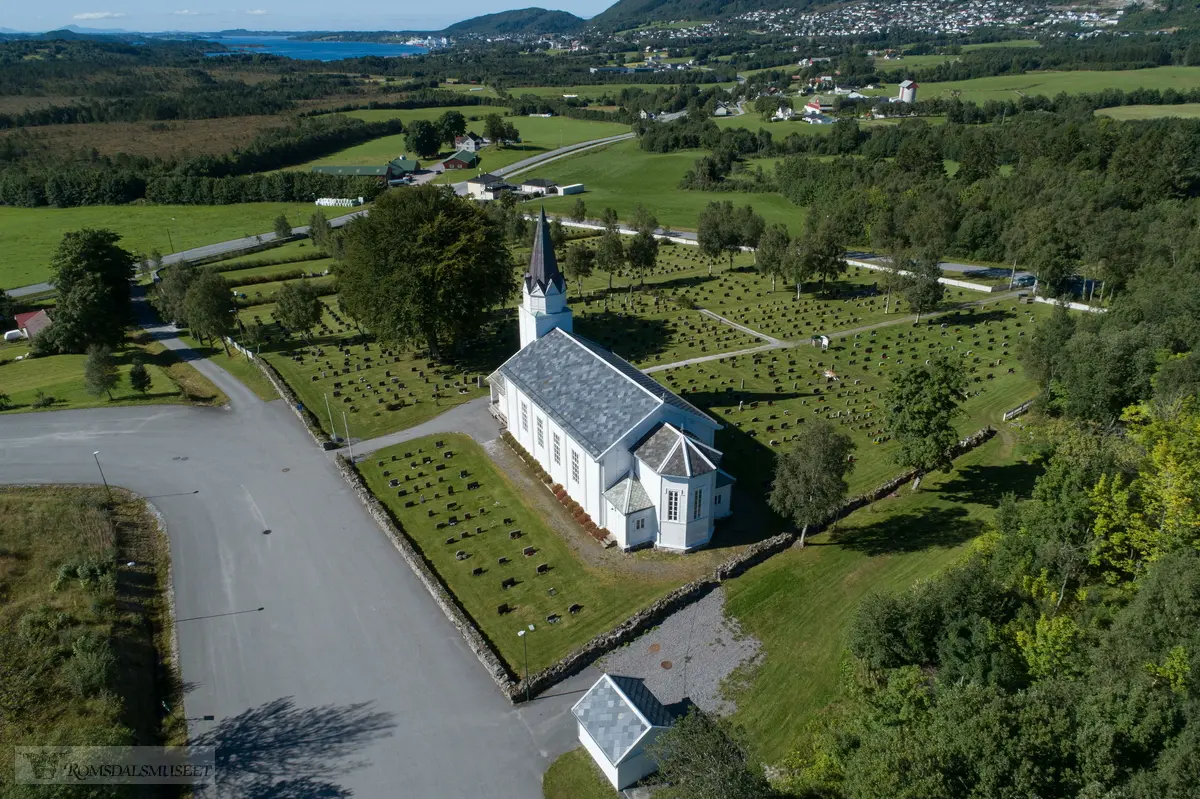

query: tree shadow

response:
[829,506,984,556]
[937,462,1041,507]
[192,696,395,798]
[573,313,673,364]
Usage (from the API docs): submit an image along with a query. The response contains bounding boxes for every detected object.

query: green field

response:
[961,39,1041,50]
[863,67,1200,104]
[724,434,1037,762]
[0,203,317,289]
[524,139,806,232]
[337,105,504,125]
[0,332,227,413]
[299,111,630,179]
[178,336,278,401]
[1096,103,1200,120]
[357,434,684,672]
[438,82,500,97]
[508,84,677,100]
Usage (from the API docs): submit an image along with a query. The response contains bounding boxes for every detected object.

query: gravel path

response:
[598,587,760,716]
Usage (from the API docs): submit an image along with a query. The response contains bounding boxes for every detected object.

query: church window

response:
[553,433,561,464]
[694,488,704,520]
[715,493,723,506]
[571,450,580,483]
[536,417,544,448]
[520,402,528,431]
[635,518,645,530]
[667,490,680,522]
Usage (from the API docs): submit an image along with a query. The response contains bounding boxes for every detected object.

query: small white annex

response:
[488,210,734,551]
[571,673,674,790]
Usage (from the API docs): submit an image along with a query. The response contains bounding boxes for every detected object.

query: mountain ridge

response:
[443,7,585,35]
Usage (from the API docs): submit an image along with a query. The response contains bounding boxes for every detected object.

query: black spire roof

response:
[526,208,565,294]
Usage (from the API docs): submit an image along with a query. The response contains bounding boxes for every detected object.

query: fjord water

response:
[212,36,427,61]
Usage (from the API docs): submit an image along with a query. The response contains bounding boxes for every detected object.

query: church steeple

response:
[526,208,565,294]
[518,207,573,350]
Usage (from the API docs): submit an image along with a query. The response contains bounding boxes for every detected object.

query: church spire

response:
[525,207,565,294]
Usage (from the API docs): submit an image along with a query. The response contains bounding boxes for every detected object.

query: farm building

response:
[518,178,559,196]
[443,151,480,170]
[310,157,419,185]
[11,310,52,340]
[466,173,512,200]
[898,79,919,103]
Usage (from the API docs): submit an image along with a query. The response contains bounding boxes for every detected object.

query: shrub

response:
[31,390,54,408]
[60,633,116,698]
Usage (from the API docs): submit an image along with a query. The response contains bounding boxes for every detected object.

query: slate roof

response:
[490,328,714,459]
[572,674,672,766]
[526,208,565,294]
[604,476,654,514]
[522,178,558,188]
[633,422,722,478]
[467,172,503,185]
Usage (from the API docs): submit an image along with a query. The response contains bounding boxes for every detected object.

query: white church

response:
[488,210,734,551]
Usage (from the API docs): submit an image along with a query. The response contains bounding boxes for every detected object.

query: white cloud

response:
[73,11,125,19]
[243,8,267,14]
[173,9,200,14]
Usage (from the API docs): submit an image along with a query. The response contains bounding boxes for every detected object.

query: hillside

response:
[589,0,836,28]
[443,7,585,35]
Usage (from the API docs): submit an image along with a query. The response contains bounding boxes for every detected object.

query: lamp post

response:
[517,626,533,703]
[92,450,112,505]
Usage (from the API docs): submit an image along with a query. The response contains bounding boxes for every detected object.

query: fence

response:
[1003,399,1035,421]
[844,258,999,294]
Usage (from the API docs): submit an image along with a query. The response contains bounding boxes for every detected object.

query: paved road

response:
[0,310,593,796]
[450,131,635,195]
[158,210,366,268]
[847,252,1034,285]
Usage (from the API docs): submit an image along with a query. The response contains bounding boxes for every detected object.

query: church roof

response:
[526,208,565,294]
[633,422,721,478]
[490,328,714,459]
[604,476,655,515]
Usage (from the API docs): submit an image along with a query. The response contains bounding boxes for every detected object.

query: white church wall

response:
[607,505,629,547]
[627,508,657,548]
[714,482,733,519]
[683,471,718,549]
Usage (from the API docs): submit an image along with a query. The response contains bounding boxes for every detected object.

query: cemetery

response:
[355,434,682,672]
[650,297,1052,497]
[235,300,495,440]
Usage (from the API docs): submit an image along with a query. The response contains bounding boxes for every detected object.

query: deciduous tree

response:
[563,243,595,297]
[83,344,120,401]
[903,251,944,322]
[435,110,467,148]
[404,119,441,158]
[184,271,235,355]
[337,186,515,358]
[756,223,791,293]
[273,214,293,241]
[570,197,586,223]
[309,209,331,250]
[42,229,134,353]
[884,355,967,490]
[648,708,775,799]
[275,281,323,341]
[769,418,856,546]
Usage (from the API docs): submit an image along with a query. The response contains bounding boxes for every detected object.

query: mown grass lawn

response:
[0,202,318,288]
[0,332,227,413]
[655,296,1048,498]
[723,434,1040,763]
[233,301,496,440]
[525,139,806,233]
[542,748,618,799]
[178,335,279,402]
[357,434,683,672]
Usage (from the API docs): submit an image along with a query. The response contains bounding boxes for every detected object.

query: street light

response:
[92,451,112,505]
[518,625,534,703]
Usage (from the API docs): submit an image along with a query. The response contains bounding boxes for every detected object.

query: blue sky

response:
[4,0,610,32]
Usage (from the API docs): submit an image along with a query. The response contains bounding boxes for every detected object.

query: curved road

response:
[0,321,592,796]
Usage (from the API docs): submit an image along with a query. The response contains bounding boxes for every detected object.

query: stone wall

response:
[340,424,999,704]
[226,336,331,448]
[335,456,518,696]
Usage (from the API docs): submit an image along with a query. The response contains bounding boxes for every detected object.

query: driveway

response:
[0,338,587,796]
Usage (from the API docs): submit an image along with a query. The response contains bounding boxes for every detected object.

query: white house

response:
[772,105,796,121]
[572,674,673,790]
[488,210,733,551]
[466,173,509,200]
[518,178,559,196]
